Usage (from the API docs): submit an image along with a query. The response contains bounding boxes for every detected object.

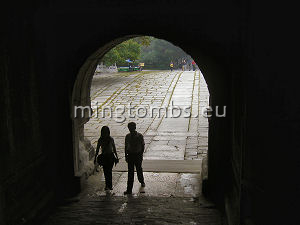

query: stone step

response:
[113,159,202,173]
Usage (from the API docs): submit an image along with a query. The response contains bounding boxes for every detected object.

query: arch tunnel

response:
[1,1,299,225]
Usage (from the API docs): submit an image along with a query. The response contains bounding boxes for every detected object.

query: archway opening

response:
[72,36,216,198]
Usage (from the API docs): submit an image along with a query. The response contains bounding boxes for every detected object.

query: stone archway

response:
[70,34,236,223]
[71,35,228,193]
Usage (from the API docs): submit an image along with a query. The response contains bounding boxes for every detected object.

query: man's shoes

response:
[141,183,145,187]
[124,190,132,195]
[105,187,109,190]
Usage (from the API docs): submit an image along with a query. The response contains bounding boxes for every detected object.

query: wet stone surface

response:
[43,196,221,225]
[82,172,201,198]
[42,171,221,225]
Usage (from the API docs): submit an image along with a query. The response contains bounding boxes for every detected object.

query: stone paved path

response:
[42,171,222,225]
[43,196,221,225]
[113,160,202,173]
[85,70,209,161]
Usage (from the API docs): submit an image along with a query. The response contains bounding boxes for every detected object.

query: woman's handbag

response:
[97,153,118,167]
[96,153,105,166]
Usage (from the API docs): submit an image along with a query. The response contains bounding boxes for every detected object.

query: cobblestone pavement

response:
[84,172,202,198]
[43,196,221,225]
[43,171,222,225]
[85,70,209,161]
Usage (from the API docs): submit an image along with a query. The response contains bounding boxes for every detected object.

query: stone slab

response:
[113,159,202,173]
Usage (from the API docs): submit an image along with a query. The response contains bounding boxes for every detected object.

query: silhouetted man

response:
[124,122,145,194]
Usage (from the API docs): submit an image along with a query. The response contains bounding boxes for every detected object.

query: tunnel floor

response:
[42,171,222,225]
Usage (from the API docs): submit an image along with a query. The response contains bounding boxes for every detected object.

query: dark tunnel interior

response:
[1,1,300,225]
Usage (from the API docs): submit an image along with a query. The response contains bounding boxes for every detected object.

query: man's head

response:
[128,122,136,133]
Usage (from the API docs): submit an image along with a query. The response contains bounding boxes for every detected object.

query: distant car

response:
[118,66,140,72]
[118,67,129,72]
[132,66,139,71]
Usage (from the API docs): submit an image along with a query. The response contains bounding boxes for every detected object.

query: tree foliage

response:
[134,36,152,47]
[102,36,152,66]
[102,39,141,66]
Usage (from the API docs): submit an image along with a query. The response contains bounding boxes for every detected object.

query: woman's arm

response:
[111,138,118,159]
[94,138,101,163]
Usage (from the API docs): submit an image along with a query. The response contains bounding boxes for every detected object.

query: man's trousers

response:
[126,153,144,191]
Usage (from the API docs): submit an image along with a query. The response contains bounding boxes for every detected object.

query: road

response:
[85,70,209,161]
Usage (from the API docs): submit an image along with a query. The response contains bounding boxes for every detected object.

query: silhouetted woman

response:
[94,126,119,190]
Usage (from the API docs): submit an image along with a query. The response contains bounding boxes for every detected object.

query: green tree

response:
[102,39,141,66]
[102,36,152,66]
[133,36,152,47]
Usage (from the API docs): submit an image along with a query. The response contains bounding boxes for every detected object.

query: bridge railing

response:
[95,62,118,73]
